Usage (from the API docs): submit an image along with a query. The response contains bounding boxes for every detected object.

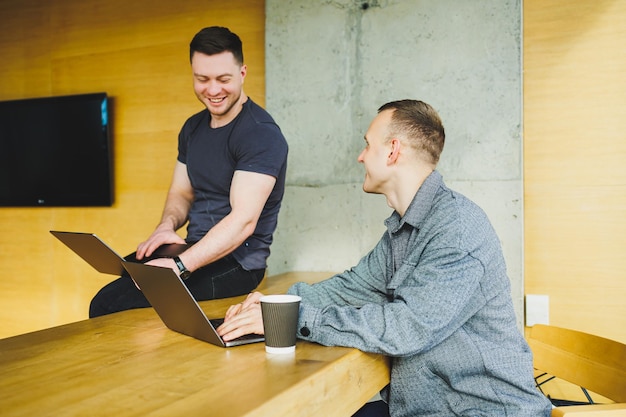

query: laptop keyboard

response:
[209,318,225,327]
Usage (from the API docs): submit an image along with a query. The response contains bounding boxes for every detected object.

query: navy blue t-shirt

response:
[177,99,288,270]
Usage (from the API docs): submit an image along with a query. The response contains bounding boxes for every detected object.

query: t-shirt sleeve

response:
[231,122,288,178]
[177,110,206,164]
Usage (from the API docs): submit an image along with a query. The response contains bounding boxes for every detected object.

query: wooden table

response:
[0,272,390,417]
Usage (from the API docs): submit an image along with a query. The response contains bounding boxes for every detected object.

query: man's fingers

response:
[224,303,243,320]
[218,305,264,341]
[241,291,264,309]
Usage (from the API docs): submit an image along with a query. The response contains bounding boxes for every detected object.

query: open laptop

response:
[50,230,188,275]
[122,261,264,348]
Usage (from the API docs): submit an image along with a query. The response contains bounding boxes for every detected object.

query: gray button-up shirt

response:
[289,171,551,416]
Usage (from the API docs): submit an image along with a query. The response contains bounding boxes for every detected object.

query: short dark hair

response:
[378,99,445,164]
[189,26,244,65]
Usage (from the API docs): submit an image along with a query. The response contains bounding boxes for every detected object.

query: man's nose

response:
[204,81,221,96]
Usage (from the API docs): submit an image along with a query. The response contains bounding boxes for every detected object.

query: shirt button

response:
[300,327,310,337]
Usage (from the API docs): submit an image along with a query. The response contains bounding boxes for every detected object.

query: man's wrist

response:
[156,220,176,233]
[173,256,192,280]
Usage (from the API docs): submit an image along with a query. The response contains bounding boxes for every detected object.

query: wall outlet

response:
[525,294,550,326]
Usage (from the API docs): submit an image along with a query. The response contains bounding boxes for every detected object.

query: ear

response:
[240,64,248,81]
[387,138,401,165]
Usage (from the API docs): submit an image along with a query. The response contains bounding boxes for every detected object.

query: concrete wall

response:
[265,0,524,325]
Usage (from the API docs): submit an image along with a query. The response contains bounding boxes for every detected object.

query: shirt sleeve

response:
[289,236,488,357]
[231,122,288,178]
[177,110,207,164]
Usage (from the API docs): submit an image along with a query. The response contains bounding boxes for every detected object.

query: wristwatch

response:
[173,256,192,280]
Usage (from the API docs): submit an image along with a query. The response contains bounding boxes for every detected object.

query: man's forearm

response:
[158,192,192,231]
[177,212,254,272]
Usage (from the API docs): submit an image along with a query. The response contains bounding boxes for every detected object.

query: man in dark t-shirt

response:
[89,26,288,318]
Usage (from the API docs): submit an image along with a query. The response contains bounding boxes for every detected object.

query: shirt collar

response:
[384,170,443,233]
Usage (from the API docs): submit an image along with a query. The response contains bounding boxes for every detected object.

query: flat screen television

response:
[0,92,113,207]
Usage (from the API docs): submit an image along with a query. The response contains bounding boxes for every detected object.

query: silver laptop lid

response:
[51,231,126,275]
[50,230,188,275]
[122,261,264,348]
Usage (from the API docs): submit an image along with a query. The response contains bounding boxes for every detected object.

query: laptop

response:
[50,230,188,275]
[122,261,265,348]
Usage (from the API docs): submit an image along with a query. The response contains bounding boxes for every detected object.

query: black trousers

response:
[89,254,264,318]
[352,400,390,417]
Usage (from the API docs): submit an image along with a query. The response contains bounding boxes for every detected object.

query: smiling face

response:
[191,51,247,126]
[357,109,394,195]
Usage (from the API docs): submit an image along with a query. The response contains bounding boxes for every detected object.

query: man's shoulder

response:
[427,175,483,217]
[181,109,208,131]
[242,99,279,126]
[237,101,287,149]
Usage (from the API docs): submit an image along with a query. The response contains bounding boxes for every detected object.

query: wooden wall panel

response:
[0,0,265,338]
[524,0,626,343]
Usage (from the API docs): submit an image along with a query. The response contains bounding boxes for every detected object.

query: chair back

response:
[528,324,626,403]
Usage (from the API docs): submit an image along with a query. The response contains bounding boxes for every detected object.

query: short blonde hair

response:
[378,100,445,165]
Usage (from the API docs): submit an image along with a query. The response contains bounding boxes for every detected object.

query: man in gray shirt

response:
[218,100,552,417]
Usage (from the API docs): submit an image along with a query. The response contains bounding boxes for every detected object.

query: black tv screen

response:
[0,93,113,206]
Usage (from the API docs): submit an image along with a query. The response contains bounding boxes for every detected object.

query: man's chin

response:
[207,102,227,115]
[362,184,380,195]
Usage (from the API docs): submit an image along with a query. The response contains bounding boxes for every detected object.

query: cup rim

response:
[260,294,302,303]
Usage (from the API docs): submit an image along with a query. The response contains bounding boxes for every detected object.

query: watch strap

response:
[173,256,191,279]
